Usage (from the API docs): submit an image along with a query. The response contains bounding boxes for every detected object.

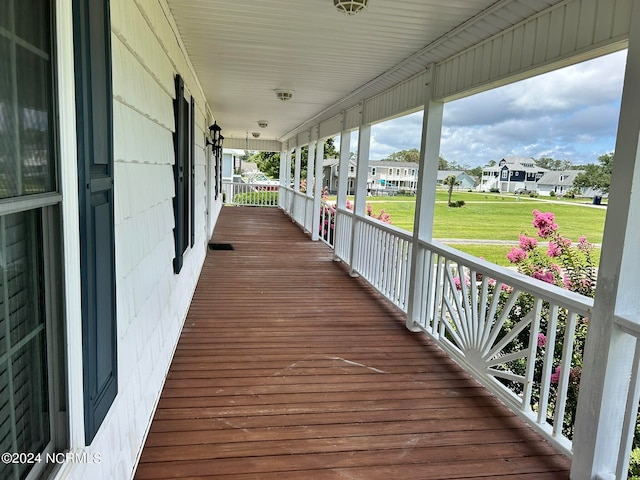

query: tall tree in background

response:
[443,174,461,205]
[573,152,614,194]
[250,137,339,181]
[535,157,573,170]
[384,148,420,163]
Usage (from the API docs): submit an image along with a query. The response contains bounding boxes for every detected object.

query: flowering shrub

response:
[450,210,594,439]
[504,210,594,437]
[319,187,392,243]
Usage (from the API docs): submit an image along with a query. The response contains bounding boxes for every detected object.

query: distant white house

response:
[537,170,607,198]
[368,161,418,194]
[222,148,246,181]
[437,171,477,190]
[478,157,548,192]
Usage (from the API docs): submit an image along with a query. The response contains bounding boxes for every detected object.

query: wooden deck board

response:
[135,207,570,480]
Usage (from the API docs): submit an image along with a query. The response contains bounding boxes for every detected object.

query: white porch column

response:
[349,117,371,275]
[278,148,286,209]
[306,139,316,200]
[572,5,640,478]
[336,116,350,209]
[293,146,302,192]
[406,65,443,331]
[311,139,324,241]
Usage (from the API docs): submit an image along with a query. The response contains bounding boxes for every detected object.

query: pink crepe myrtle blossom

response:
[547,240,561,258]
[532,209,558,238]
[550,366,561,384]
[537,333,547,348]
[453,276,471,291]
[519,235,538,251]
[532,269,555,284]
[577,235,591,251]
[507,247,527,264]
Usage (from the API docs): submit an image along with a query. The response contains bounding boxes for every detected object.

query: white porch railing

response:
[280,183,595,458]
[222,181,279,207]
[333,208,352,262]
[411,240,592,456]
[350,215,412,311]
[290,190,312,231]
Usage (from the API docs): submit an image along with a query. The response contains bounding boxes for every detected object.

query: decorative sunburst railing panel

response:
[412,240,592,455]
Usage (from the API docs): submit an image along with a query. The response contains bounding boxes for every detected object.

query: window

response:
[1,1,66,478]
[172,75,194,274]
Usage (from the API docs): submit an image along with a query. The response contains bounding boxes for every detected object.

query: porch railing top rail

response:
[421,238,594,317]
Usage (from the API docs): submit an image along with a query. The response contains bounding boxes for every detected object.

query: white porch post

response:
[311,138,324,241]
[572,5,640,478]
[278,147,287,209]
[349,113,370,276]
[336,115,350,209]
[406,65,443,331]
[306,138,316,201]
[293,146,302,192]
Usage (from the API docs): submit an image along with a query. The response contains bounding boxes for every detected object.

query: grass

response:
[329,191,606,266]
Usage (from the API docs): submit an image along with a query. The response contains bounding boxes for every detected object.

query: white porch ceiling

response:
[165,0,563,143]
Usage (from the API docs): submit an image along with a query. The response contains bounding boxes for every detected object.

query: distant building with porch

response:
[537,170,607,198]
[478,157,547,192]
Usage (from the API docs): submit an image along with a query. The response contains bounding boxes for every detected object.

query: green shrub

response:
[490,187,500,193]
[232,191,278,206]
[448,200,465,208]
[549,191,556,197]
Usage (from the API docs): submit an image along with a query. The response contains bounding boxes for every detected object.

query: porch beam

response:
[406,64,443,330]
[572,3,640,478]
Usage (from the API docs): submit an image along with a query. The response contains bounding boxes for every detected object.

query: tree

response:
[573,152,614,194]
[384,148,420,163]
[535,157,574,171]
[466,166,483,178]
[250,137,339,182]
[443,174,461,205]
[439,155,449,170]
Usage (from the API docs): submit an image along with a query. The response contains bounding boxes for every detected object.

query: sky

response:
[362,49,628,167]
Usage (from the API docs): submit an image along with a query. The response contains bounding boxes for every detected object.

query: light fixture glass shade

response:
[334,0,368,15]
[257,120,268,128]
[274,89,294,101]
[252,132,260,138]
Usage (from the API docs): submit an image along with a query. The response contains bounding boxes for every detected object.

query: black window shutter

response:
[190,97,195,248]
[173,75,188,273]
[73,0,118,444]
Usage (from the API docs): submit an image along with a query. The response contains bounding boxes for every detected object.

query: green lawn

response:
[331,191,606,266]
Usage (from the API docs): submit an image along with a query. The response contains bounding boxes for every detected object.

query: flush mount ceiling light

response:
[274,89,294,101]
[334,0,368,15]
[257,120,268,128]
[252,132,260,138]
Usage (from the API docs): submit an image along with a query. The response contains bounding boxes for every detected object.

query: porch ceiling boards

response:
[134,207,570,480]
[165,0,562,141]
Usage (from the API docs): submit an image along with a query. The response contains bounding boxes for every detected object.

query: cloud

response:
[367,50,627,166]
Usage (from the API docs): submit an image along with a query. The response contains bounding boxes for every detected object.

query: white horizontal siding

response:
[434,0,631,100]
[319,113,343,139]
[59,0,212,478]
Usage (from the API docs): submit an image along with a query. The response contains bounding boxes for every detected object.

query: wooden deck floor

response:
[134,207,571,480]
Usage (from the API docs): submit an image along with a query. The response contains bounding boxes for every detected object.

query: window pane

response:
[0,210,50,480]
[0,37,18,198]
[15,0,51,51]
[17,46,54,196]
[0,0,54,201]
[0,0,8,29]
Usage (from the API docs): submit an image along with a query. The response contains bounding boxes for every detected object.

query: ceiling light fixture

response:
[334,0,368,15]
[252,132,260,138]
[274,89,294,101]
[257,120,268,128]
